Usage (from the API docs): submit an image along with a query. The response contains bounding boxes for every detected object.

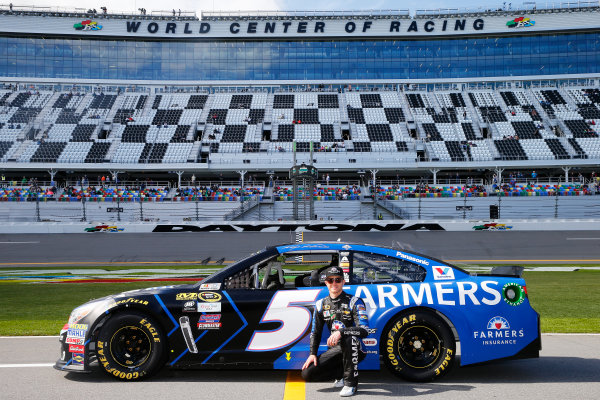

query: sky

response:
[7,0,527,16]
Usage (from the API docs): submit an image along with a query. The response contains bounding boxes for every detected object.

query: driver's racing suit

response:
[301,291,369,387]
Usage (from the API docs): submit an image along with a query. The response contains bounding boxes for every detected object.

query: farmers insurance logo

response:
[74,20,103,31]
[506,17,535,28]
[474,316,524,345]
[432,266,455,280]
[487,316,510,330]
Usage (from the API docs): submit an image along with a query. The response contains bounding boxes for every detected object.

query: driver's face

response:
[325,275,344,298]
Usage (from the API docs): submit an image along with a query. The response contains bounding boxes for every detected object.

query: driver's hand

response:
[302,354,317,370]
[327,330,342,347]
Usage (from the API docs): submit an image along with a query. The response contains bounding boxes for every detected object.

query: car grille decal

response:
[202,291,248,364]
[61,338,91,370]
[154,294,179,336]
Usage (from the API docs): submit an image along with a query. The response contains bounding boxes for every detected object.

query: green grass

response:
[0,281,193,336]
[523,270,600,333]
[0,268,598,335]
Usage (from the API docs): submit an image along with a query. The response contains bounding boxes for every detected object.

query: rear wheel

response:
[96,312,166,380]
[382,311,455,381]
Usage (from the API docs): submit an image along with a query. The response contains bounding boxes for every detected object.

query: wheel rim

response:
[109,326,152,368]
[397,325,441,369]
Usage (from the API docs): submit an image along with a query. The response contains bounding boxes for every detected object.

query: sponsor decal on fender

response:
[198,302,221,312]
[68,323,88,330]
[176,293,198,301]
[197,322,222,329]
[182,301,197,312]
[198,292,222,302]
[66,329,86,338]
[200,283,221,290]
[66,337,85,345]
[72,353,85,365]
[69,344,85,353]
[474,316,524,345]
[199,314,221,323]
[432,266,455,280]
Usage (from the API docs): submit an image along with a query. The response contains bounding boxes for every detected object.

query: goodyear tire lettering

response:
[382,311,455,382]
[97,312,166,381]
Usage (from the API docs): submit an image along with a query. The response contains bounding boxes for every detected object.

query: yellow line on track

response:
[283,371,305,400]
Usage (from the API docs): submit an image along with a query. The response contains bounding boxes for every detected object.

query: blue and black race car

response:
[55,242,540,381]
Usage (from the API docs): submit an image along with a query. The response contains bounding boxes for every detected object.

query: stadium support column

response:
[175,171,184,189]
[47,169,57,186]
[562,166,571,183]
[430,169,440,185]
[110,170,123,222]
[81,179,86,222]
[494,167,504,185]
[237,170,247,212]
[370,170,378,220]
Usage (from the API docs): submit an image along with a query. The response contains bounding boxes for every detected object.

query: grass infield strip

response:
[0,268,598,336]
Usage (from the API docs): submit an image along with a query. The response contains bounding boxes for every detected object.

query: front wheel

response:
[382,311,455,381]
[96,312,166,380]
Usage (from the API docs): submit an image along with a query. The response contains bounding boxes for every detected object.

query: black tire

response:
[382,311,456,382]
[96,312,166,381]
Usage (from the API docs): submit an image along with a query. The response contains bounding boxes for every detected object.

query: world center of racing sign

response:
[0,12,598,39]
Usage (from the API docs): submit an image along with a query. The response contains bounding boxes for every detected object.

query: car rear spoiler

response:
[487,265,525,277]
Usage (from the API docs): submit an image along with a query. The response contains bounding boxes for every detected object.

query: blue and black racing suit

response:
[301,291,369,387]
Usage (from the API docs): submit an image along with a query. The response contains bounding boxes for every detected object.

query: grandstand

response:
[0,2,599,221]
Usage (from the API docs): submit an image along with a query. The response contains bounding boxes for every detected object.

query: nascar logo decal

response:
[432,267,455,280]
[198,292,222,302]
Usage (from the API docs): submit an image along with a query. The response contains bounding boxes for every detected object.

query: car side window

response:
[224,256,287,290]
[352,252,426,284]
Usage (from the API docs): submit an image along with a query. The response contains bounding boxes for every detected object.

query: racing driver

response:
[301,266,369,397]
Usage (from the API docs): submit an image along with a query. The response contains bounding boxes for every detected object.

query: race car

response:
[55,242,540,381]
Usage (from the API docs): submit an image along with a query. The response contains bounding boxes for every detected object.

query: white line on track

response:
[566,238,600,240]
[0,363,54,368]
[0,241,40,244]
[0,336,59,338]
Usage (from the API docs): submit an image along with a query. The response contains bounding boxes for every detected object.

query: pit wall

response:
[0,220,599,233]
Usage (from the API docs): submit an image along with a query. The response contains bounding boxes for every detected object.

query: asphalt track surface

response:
[0,335,598,400]
[1,231,600,266]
